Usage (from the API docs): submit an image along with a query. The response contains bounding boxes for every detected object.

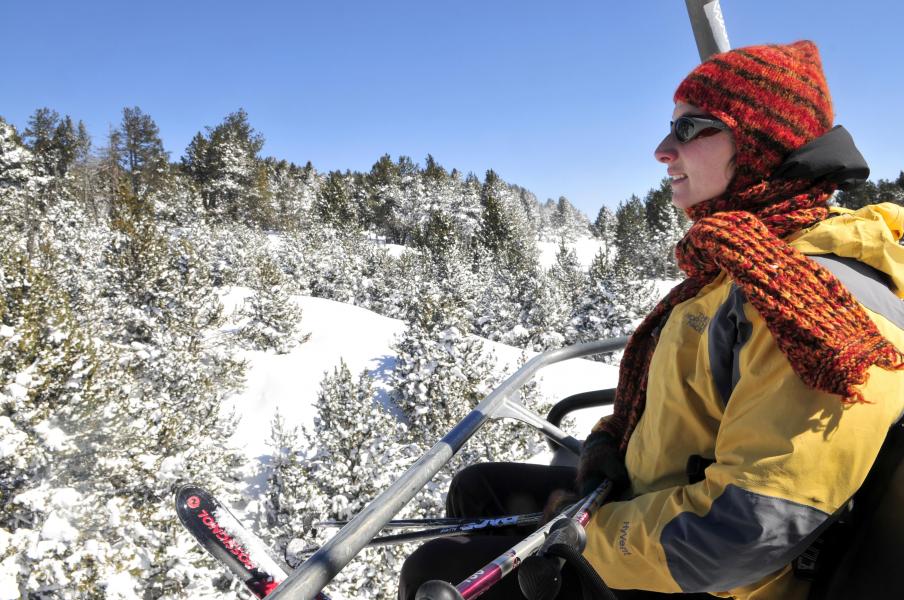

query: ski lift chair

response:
[545,388,615,468]
[543,391,904,599]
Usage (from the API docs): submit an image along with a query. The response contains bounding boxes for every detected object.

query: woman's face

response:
[654,102,736,210]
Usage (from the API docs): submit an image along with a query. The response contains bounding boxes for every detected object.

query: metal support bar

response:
[267,337,628,600]
[493,399,583,456]
[685,0,731,61]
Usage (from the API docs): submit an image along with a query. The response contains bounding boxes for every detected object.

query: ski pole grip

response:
[517,518,586,600]
[415,580,465,600]
[544,517,586,553]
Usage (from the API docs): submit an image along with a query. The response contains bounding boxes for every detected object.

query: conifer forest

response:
[1,106,903,598]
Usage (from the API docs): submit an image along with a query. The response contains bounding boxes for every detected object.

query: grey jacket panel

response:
[707,286,752,406]
[809,254,904,330]
[661,484,829,593]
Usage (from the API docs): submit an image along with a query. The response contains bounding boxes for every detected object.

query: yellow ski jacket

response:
[584,203,904,599]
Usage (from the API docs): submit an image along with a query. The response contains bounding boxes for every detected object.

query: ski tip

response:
[174,485,211,524]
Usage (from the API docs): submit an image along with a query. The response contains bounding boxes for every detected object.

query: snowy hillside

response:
[223,290,618,462]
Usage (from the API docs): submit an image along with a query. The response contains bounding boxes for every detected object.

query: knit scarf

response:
[595,178,904,454]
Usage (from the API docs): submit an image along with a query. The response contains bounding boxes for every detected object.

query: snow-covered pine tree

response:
[548,239,587,331]
[476,170,538,271]
[265,158,317,231]
[0,244,111,598]
[314,170,361,232]
[115,106,170,201]
[592,204,618,264]
[568,249,655,357]
[391,281,495,448]
[643,179,686,280]
[237,252,307,354]
[261,362,414,600]
[474,257,566,352]
[183,109,265,223]
[92,183,248,597]
[545,196,590,242]
[258,412,310,559]
[299,225,370,305]
[0,118,41,254]
[614,194,648,275]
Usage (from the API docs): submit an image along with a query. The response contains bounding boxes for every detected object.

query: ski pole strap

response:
[415,481,612,600]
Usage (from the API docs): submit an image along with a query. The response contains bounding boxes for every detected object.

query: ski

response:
[175,485,330,600]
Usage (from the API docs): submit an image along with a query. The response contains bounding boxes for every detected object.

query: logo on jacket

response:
[617,521,632,556]
[684,312,709,333]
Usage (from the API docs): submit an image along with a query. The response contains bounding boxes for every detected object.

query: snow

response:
[102,571,141,599]
[537,237,605,269]
[40,512,79,543]
[34,420,70,451]
[0,416,26,459]
[212,505,287,579]
[0,555,18,600]
[225,295,407,457]
[226,293,618,460]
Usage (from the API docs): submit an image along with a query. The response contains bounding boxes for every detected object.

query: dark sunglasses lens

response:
[674,118,695,142]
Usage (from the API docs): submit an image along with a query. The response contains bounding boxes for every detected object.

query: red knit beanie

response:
[674,40,834,194]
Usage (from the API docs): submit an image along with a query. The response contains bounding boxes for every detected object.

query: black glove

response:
[576,430,629,498]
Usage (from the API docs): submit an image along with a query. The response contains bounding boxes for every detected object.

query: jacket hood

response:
[792,203,904,297]
[772,126,870,191]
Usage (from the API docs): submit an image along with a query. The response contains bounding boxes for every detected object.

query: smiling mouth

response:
[670,174,688,183]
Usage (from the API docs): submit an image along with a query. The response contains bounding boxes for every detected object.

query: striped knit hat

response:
[674,40,834,196]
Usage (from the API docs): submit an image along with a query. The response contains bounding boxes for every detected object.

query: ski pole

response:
[316,511,544,531]
[414,480,613,600]
[300,511,551,557]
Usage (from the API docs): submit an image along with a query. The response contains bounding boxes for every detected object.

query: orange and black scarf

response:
[595,164,904,454]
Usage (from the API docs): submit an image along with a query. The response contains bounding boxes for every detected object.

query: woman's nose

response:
[654,135,677,164]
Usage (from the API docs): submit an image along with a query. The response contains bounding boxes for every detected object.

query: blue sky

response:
[4,0,903,217]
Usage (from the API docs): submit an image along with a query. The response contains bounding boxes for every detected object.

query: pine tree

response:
[261,363,413,599]
[569,249,655,356]
[548,196,590,242]
[183,109,265,222]
[314,170,359,230]
[237,253,307,354]
[115,106,169,199]
[23,107,61,177]
[614,194,647,273]
[591,204,617,262]
[391,284,495,447]
[643,179,686,279]
[0,118,38,242]
[364,153,402,239]
[92,197,248,597]
[835,180,878,210]
[549,240,586,326]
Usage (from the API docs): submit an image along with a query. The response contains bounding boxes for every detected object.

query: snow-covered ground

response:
[537,237,606,268]
[377,236,607,270]
[221,291,619,462]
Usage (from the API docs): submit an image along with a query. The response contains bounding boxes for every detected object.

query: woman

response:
[399,40,904,600]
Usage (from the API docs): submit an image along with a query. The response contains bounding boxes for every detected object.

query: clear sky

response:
[4,0,902,217]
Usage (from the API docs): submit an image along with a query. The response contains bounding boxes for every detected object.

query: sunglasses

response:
[670,115,729,143]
